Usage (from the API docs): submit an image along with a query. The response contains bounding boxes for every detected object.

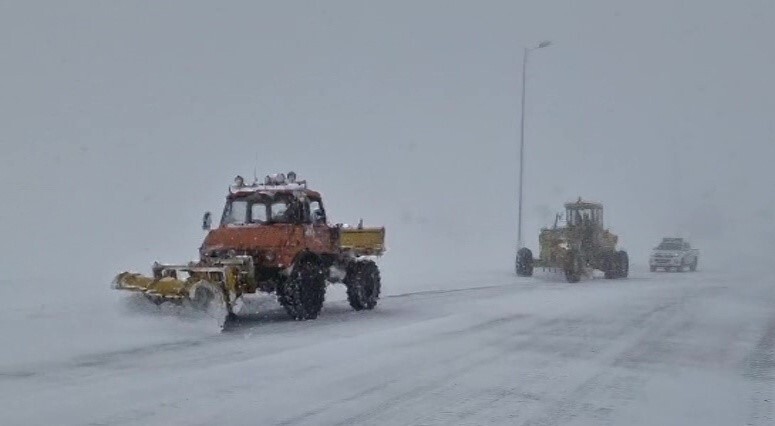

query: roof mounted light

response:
[231,171,308,193]
[263,173,288,185]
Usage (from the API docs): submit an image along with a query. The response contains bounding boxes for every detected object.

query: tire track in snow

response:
[272,310,535,426]
[0,283,522,382]
[745,315,775,425]
[287,285,700,425]
[514,286,710,426]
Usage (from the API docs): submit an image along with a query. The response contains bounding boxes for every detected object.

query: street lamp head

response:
[537,40,552,49]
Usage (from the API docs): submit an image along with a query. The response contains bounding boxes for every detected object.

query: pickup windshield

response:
[656,242,683,250]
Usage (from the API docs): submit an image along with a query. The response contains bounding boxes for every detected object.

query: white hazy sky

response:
[1,1,774,286]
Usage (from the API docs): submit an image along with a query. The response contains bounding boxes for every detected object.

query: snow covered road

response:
[1,268,773,425]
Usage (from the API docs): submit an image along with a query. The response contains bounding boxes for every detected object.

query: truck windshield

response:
[222,198,297,226]
[222,200,271,225]
[223,200,249,225]
[251,203,269,223]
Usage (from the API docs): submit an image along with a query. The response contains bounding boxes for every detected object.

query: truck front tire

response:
[279,258,326,320]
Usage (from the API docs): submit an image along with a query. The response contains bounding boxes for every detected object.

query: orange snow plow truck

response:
[113,172,385,327]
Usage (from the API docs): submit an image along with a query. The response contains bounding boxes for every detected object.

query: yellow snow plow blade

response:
[339,227,386,256]
[113,272,189,300]
[113,258,252,301]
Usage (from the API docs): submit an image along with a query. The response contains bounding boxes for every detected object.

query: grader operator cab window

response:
[567,207,603,227]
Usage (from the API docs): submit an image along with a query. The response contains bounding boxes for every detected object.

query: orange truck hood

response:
[201,225,298,253]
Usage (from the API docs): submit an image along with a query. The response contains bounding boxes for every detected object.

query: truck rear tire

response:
[279,258,326,320]
[345,260,381,311]
[515,248,534,277]
[690,258,698,272]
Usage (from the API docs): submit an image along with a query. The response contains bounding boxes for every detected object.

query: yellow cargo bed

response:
[339,227,386,256]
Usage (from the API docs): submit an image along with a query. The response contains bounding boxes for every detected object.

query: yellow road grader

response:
[515,198,628,283]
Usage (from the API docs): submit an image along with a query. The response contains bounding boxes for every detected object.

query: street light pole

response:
[517,40,552,251]
[517,47,528,251]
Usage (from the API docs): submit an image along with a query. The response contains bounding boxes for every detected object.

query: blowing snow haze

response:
[3,2,775,426]
[0,2,773,286]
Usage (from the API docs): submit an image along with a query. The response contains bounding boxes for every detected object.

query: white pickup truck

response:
[649,238,699,272]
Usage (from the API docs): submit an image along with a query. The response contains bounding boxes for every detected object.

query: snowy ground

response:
[1,265,773,425]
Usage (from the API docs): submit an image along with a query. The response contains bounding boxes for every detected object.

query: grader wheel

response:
[515,248,534,277]
[616,250,629,278]
[603,250,618,279]
[564,251,583,283]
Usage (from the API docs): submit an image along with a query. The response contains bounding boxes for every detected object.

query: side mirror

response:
[202,212,212,230]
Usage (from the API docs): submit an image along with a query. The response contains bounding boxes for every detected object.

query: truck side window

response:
[310,201,325,224]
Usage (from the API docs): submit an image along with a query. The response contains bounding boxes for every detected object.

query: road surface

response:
[1,267,773,425]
